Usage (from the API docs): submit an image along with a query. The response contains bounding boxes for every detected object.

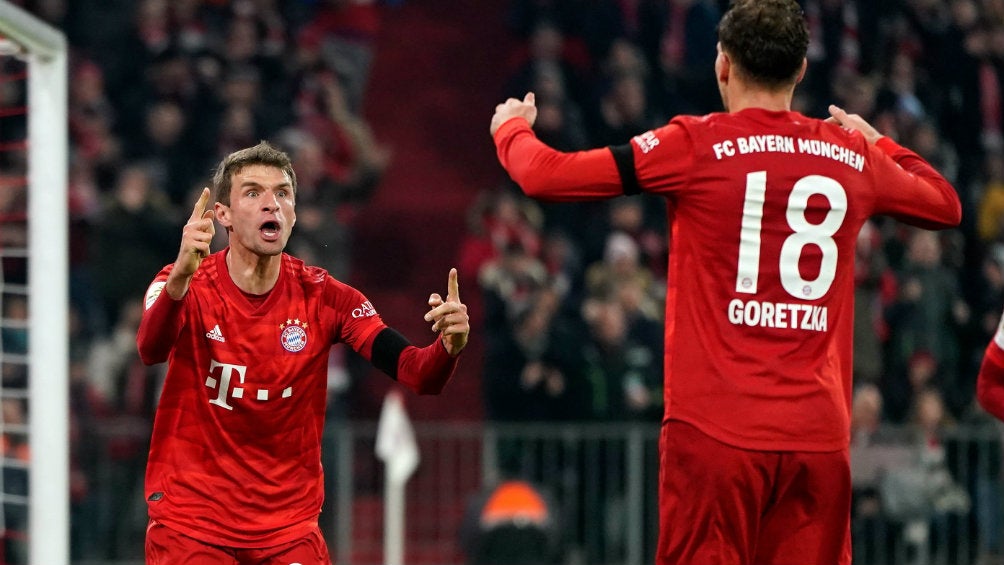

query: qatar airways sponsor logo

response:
[205,360,293,411]
[632,131,660,154]
[727,298,828,333]
[352,300,377,319]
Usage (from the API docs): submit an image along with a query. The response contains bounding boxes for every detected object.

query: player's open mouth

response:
[260,221,280,241]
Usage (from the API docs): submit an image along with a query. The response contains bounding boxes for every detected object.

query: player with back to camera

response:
[136,141,469,564]
[977,308,1004,421]
[489,0,961,563]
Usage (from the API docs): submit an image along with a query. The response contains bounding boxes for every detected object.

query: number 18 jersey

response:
[494,108,961,451]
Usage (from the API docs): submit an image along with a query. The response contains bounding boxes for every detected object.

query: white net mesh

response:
[0,3,68,558]
[0,38,31,562]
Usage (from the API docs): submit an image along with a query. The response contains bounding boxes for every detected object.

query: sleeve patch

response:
[632,131,660,153]
[145,281,167,310]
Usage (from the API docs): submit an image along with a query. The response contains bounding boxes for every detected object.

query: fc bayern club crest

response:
[280,319,308,352]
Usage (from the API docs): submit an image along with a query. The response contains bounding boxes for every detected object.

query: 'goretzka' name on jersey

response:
[728,299,828,333]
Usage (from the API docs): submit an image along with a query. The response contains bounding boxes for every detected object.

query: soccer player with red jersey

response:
[490,1,960,563]
[136,141,469,564]
[978,311,1004,422]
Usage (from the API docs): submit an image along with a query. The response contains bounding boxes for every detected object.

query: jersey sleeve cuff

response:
[147,286,185,317]
[493,117,532,144]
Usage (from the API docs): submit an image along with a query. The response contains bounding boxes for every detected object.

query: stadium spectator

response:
[582,232,664,357]
[853,220,894,384]
[87,298,161,559]
[587,72,665,147]
[579,297,661,421]
[638,0,722,116]
[977,150,1004,243]
[277,131,354,278]
[297,0,384,115]
[290,69,390,212]
[884,229,970,416]
[847,381,905,564]
[504,19,591,111]
[459,478,563,565]
[90,164,180,330]
[882,388,971,562]
[482,284,588,423]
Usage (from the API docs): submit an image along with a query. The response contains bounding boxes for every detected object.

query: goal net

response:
[0,2,68,564]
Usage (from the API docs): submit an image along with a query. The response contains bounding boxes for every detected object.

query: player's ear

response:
[795,58,808,84]
[715,44,730,85]
[214,202,232,228]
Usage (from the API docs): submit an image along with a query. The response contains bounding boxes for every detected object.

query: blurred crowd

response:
[3,0,1004,561]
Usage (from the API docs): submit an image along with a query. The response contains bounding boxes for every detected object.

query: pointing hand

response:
[424,268,470,356]
[176,187,216,275]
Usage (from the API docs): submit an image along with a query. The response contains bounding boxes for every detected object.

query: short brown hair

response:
[212,141,297,206]
[717,0,809,89]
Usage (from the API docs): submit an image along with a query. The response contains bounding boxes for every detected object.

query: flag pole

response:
[375,390,420,565]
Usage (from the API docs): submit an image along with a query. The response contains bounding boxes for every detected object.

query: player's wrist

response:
[493,116,531,140]
[440,335,465,357]
[165,271,194,300]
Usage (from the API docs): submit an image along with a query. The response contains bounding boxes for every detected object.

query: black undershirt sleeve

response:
[609,143,641,196]
[371,327,411,380]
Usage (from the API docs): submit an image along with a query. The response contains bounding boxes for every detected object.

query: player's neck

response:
[226,247,281,295]
[724,83,794,114]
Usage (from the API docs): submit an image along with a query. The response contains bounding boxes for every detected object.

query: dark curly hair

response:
[212,141,297,206]
[717,0,809,89]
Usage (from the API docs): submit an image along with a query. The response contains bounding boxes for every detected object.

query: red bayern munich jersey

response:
[495,108,960,452]
[978,334,1004,422]
[137,250,431,547]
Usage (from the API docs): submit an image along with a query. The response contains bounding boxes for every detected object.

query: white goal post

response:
[0,2,68,565]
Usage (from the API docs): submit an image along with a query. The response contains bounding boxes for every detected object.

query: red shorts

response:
[145,520,331,565]
[657,420,851,565]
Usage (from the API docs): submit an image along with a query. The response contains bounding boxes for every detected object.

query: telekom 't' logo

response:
[206,360,246,411]
[205,360,293,410]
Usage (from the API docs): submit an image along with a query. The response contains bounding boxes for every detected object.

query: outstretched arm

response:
[363,269,470,395]
[491,92,625,202]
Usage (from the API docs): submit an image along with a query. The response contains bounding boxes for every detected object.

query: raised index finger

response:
[447,268,460,303]
[190,187,211,222]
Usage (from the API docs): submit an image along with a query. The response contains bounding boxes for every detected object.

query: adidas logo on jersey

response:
[206,324,226,343]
